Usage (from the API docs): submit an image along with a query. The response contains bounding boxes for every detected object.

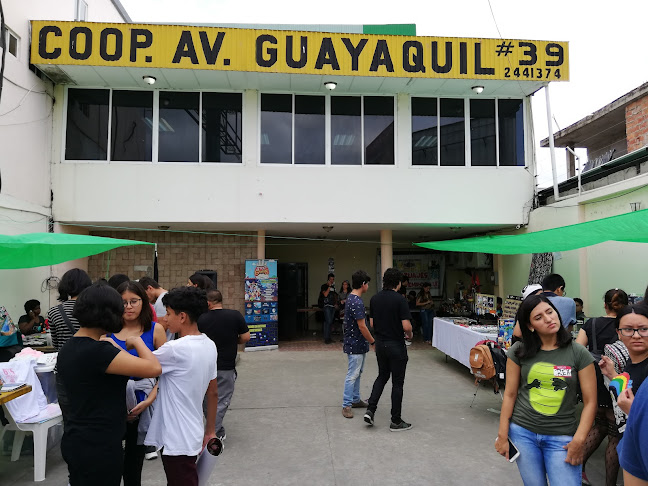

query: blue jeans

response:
[323,306,335,341]
[342,353,366,407]
[508,422,582,486]
[420,309,435,341]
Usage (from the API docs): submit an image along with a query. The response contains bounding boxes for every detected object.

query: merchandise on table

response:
[498,319,515,349]
[474,293,496,316]
[502,296,522,319]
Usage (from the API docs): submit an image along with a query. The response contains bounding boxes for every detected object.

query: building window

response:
[412,97,438,166]
[440,98,465,166]
[364,96,394,165]
[4,28,19,58]
[158,92,199,162]
[111,90,153,161]
[295,95,325,165]
[470,99,496,166]
[202,92,242,163]
[331,96,362,165]
[76,0,88,21]
[499,99,525,166]
[260,94,292,164]
[65,88,109,160]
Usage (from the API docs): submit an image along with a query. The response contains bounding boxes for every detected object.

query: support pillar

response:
[380,230,393,278]
[257,230,265,260]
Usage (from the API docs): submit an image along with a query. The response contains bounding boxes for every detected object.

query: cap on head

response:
[522,284,543,300]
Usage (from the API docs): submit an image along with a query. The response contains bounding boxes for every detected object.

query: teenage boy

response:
[541,273,577,332]
[364,267,413,431]
[144,287,218,486]
[139,277,172,341]
[341,270,373,419]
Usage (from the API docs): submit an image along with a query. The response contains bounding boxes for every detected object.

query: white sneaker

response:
[405,340,412,346]
[144,450,158,460]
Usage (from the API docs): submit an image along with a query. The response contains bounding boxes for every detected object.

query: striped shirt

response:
[47,300,80,351]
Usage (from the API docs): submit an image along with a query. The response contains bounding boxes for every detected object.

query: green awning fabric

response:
[0,233,153,269]
[415,208,648,255]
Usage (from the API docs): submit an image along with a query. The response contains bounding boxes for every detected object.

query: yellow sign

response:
[31,21,569,81]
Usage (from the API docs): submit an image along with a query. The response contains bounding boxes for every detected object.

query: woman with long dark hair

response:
[496,294,597,486]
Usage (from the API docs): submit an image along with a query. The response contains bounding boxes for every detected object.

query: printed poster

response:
[245,259,278,348]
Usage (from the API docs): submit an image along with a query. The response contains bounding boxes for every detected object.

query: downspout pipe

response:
[544,83,560,202]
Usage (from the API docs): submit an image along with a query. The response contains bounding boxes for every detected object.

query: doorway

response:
[277,262,308,340]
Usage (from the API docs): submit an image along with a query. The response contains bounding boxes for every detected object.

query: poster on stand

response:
[244,259,278,350]
[392,254,445,296]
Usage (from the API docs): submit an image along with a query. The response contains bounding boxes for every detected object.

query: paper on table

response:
[1,383,27,392]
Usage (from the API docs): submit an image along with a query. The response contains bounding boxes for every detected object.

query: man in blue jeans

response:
[341,270,373,419]
[364,268,413,431]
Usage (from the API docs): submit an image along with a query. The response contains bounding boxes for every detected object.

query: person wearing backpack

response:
[495,294,597,486]
[575,288,628,486]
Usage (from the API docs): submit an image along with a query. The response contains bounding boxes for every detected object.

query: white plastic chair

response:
[1,403,63,482]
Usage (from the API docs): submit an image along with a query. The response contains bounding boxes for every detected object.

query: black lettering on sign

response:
[518,42,537,66]
[100,28,123,61]
[39,26,62,60]
[130,29,153,63]
[431,41,452,73]
[474,43,494,75]
[172,31,199,64]
[403,40,425,73]
[256,34,277,67]
[69,26,92,60]
[286,36,307,69]
[315,38,340,70]
[200,31,225,65]
[459,42,467,74]
[545,43,564,66]
[341,38,367,71]
[370,40,394,72]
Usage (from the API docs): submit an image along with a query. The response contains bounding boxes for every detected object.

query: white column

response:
[257,230,265,260]
[380,230,393,278]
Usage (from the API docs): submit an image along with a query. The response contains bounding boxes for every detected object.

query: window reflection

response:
[470,99,496,166]
[331,96,362,165]
[295,96,325,165]
[202,93,242,163]
[412,97,438,166]
[364,96,394,165]
[261,94,292,164]
[159,92,199,162]
[111,90,153,161]
[440,98,465,166]
[499,99,525,166]
[66,88,109,160]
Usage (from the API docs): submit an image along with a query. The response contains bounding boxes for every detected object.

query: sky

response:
[120,0,648,188]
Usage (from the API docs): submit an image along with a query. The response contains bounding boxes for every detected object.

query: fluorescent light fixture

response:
[324,81,337,90]
[471,85,484,94]
[142,75,157,85]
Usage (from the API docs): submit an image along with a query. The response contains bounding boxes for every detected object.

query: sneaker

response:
[389,420,413,432]
[144,450,158,460]
[363,410,374,426]
[405,340,412,346]
[217,433,226,442]
[351,399,368,408]
[581,471,591,486]
[342,406,353,419]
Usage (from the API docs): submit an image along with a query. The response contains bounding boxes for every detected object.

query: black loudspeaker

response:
[277,263,298,340]
[196,270,217,289]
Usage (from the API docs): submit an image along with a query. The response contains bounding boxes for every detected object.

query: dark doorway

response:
[277,262,308,340]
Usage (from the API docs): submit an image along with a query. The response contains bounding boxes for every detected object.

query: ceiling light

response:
[324,81,337,90]
[471,85,484,94]
[142,75,157,85]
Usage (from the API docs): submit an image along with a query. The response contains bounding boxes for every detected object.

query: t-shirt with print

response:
[619,379,648,481]
[369,290,411,343]
[343,293,369,355]
[507,340,594,436]
[144,334,217,457]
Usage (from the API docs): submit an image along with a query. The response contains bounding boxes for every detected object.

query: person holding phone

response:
[495,294,597,486]
[17,300,45,335]
[57,283,161,486]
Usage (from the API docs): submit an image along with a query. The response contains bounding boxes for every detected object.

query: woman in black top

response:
[57,283,161,486]
[576,288,627,486]
[17,299,45,335]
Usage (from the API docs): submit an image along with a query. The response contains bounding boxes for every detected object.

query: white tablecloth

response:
[432,317,497,369]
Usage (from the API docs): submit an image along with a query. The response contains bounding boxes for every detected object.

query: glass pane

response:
[294,95,325,165]
[8,34,18,57]
[202,92,242,163]
[66,88,109,160]
[331,96,361,165]
[412,97,438,166]
[440,98,465,166]
[470,99,496,166]
[111,90,153,161]
[499,99,525,166]
[364,96,394,165]
[159,92,199,162]
[261,94,292,164]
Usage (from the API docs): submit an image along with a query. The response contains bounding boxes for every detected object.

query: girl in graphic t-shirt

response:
[107,281,166,486]
[495,294,597,486]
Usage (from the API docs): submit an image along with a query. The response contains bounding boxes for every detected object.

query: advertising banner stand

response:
[244,259,279,351]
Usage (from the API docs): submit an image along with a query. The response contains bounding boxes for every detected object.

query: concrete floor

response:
[2,346,613,485]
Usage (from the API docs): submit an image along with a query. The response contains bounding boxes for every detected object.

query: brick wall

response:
[87,230,256,313]
[626,96,648,152]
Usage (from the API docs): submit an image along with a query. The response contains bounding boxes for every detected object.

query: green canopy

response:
[415,208,648,255]
[0,233,153,269]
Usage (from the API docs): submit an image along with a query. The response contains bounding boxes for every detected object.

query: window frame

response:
[4,27,19,59]
[75,0,88,21]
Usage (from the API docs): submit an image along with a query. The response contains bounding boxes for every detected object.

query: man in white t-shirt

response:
[144,287,218,486]
[140,277,173,341]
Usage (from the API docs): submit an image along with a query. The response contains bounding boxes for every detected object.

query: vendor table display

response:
[0,384,32,404]
[432,317,497,369]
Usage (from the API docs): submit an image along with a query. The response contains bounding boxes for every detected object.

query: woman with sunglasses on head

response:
[495,294,597,486]
[107,281,166,486]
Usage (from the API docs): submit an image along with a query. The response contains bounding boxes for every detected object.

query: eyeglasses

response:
[123,298,142,308]
[619,328,648,337]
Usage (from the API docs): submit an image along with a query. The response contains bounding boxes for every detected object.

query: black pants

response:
[162,454,198,486]
[123,419,145,486]
[367,340,408,423]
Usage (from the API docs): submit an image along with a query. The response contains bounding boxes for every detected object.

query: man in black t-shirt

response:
[197,289,250,441]
[364,268,413,432]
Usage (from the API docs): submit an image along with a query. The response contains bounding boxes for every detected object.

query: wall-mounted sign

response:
[31,21,569,81]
